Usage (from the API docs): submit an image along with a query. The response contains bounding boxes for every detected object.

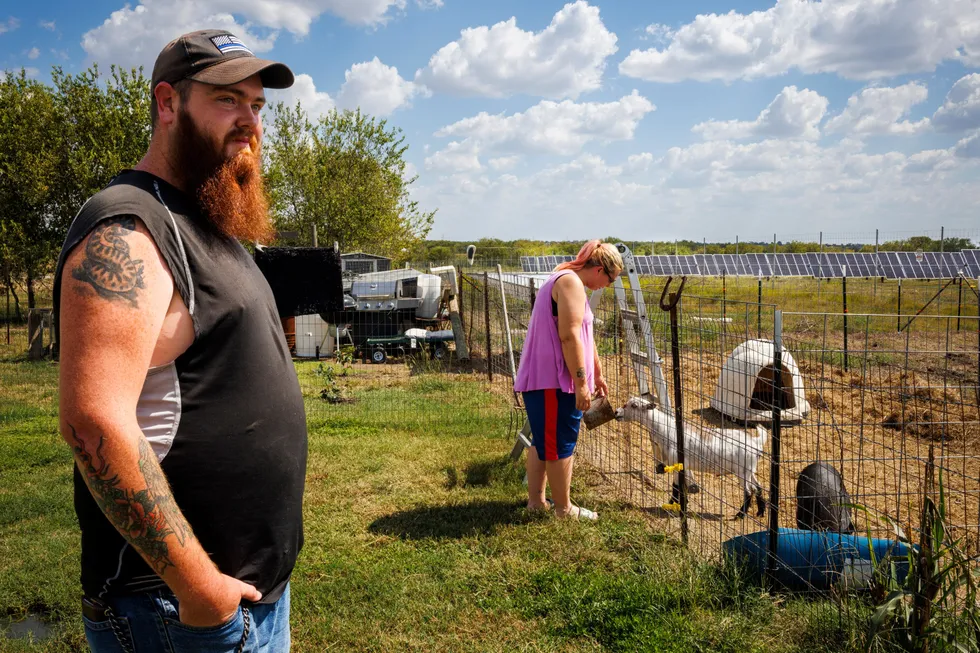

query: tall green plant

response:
[864,457,980,653]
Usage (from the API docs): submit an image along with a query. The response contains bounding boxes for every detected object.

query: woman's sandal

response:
[560,505,598,521]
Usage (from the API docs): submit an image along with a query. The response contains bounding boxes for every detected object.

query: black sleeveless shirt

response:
[54,170,307,603]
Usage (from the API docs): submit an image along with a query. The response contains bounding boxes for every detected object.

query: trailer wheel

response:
[371,347,387,364]
[431,344,446,360]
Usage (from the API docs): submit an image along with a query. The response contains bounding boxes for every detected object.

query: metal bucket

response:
[583,396,617,430]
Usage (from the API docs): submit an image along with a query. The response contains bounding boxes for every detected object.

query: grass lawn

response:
[0,343,866,652]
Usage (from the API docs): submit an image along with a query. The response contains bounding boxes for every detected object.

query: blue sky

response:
[2,0,979,244]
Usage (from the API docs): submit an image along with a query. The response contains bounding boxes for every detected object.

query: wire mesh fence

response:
[8,247,980,644]
[460,265,980,645]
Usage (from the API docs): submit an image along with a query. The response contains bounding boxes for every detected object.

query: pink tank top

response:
[515,270,595,394]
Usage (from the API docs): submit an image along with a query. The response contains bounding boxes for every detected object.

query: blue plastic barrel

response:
[722,528,915,591]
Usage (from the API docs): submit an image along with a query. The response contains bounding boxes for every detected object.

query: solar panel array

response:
[520,251,980,279]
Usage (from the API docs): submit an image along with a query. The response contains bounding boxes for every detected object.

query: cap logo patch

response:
[210,34,252,55]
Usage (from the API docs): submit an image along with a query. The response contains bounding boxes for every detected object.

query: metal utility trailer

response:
[324,267,467,362]
[363,330,455,364]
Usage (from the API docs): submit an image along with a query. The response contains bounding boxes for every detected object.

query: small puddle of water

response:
[2,614,54,640]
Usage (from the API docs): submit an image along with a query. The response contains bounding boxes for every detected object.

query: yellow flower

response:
[663,463,684,473]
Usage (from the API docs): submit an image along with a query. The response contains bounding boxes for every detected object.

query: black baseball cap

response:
[151,29,294,91]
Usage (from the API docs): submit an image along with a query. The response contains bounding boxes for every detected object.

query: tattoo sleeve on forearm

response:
[576,367,586,379]
[68,424,194,576]
[72,217,145,307]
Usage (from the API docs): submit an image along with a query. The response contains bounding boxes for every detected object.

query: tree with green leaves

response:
[49,65,152,230]
[0,70,61,309]
[264,103,434,259]
[0,65,150,311]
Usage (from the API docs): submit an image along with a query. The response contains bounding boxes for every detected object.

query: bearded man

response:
[53,30,307,652]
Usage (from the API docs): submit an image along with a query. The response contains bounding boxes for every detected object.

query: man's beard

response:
[172,109,274,244]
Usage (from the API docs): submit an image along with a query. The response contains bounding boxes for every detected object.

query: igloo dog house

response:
[710,339,810,423]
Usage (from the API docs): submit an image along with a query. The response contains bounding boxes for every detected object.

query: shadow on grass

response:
[368,499,537,540]
[444,455,524,489]
[639,505,725,521]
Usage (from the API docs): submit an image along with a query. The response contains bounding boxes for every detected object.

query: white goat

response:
[616,397,769,519]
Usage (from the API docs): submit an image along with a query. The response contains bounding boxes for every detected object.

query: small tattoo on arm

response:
[576,367,586,379]
[72,217,145,307]
[68,424,193,576]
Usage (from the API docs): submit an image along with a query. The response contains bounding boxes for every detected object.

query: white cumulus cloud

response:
[415,0,618,99]
[432,90,654,157]
[933,74,980,132]
[692,86,828,141]
[424,140,482,173]
[26,47,40,60]
[954,130,980,158]
[0,17,19,34]
[825,83,930,136]
[626,152,654,172]
[620,0,980,83]
[415,136,980,241]
[336,57,425,116]
[82,0,410,73]
[488,156,520,171]
[267,73,335,118]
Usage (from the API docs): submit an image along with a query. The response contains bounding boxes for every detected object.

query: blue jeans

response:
[83,583,290,652]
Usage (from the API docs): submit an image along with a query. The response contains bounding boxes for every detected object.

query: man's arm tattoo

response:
[72,217,145,307]
[68,424,194,576]
[576,367,586,379]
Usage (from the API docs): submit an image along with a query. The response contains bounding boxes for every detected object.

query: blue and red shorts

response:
[522,389,583,460]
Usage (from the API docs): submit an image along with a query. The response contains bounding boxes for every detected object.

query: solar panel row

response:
[519,251,980,279]
[961,250,980,278]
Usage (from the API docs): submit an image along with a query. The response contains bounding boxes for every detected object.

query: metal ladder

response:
[611,243,671,413]
[509,243,670,460]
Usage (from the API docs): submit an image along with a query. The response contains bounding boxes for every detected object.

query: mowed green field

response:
[0,342,865,652]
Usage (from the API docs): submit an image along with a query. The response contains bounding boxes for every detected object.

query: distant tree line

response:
[0,65,433,318]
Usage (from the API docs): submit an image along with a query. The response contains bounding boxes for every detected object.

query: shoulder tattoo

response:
[72,217,145,307]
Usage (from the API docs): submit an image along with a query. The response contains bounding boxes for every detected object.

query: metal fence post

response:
[757,277,763,338]
[661,280,688,546]
[483,271,492,382]
[766,310,784,585]
[897,278,902,332]
[722,272,727,325]
[956,277,962,331]
[496,264,518,390]
[842,270,849,372]
[457,266,465,332]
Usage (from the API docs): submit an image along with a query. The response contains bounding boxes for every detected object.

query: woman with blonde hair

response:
[514,240,623,520]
